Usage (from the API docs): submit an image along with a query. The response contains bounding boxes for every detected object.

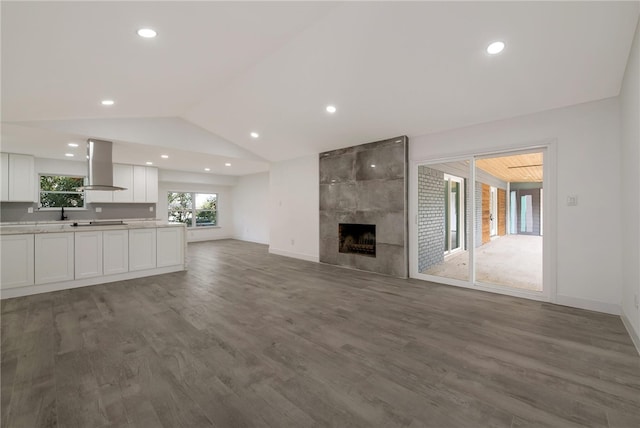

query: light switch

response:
[95,207,102,213]
[149,206,154,212]
[567,195,578,206]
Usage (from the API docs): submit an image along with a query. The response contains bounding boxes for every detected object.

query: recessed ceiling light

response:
[326,105,337,114]
[68,143,79,148]
[137,28,157,38]
[65,153,74,157]
[161,155,169,159]
[204,168,211,172]
[146,161,153,165]
[371,164,376,168]
[225,163,231,167]
[487,41,505,55]
[101,99,115,106]
[250,132,259,138]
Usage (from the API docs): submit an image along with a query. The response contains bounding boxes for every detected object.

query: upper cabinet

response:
[145,167,158,203]
[0,153,36,202]
[113,164,134,203]
[133,165,146,202]
[86,164,158,204]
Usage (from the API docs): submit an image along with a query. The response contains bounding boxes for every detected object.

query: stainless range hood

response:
[79,139,126,191]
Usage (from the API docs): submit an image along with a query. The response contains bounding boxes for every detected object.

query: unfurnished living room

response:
[1,2,640,427]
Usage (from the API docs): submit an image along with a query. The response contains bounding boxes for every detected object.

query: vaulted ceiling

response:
[2,2,638,175]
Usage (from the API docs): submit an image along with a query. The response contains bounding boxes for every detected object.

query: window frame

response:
[38,174,87,211]
[167,191,219,228]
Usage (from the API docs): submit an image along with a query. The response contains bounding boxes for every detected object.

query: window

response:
[168,192,217,227]
[39,175,85,209]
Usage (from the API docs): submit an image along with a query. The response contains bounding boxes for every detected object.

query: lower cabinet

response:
[129,228,157,271]
[0,234,34,289]
[103,229,129,275]
[75,231,103,279]
[157,227,184,267]
[35,232,74,285]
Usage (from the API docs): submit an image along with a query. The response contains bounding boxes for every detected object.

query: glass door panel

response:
[417,162,469,281]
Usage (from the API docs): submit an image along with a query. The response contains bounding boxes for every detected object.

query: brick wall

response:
[475,182,483,248]
[418,166,445,272]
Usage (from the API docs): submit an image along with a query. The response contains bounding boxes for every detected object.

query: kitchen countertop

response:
[0,220,186,235]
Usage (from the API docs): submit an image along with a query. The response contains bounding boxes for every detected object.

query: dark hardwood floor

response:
[1,239,639,427]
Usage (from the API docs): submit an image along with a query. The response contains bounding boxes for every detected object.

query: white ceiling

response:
[2,1,638,173]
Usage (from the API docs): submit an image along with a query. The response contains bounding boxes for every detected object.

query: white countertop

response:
[0,220,186,235]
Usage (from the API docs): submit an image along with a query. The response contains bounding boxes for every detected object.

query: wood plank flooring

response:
[2,239,639,427]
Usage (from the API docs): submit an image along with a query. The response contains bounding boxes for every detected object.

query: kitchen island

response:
[0,220,186,299]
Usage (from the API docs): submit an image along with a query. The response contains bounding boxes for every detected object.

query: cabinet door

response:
[35,232,74,284]
[8,154,35,202]
[157,227,184,267]
[1,153,9,201]
[75,231,103,279]
[86,190,113,203]
[129,228,156,271]
[103,229,129,275]
[0,234,35,289]
[133,166,147,202]
[145,167,158,203]
[113,164,134,203]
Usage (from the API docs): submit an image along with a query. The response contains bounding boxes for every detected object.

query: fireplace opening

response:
[339,223,376,257]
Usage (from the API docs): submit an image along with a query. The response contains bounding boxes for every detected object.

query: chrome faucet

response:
[60,206,68,221]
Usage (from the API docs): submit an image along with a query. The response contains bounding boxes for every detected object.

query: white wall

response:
[269,155,319,262]
[232,172,270,244]
[158,179,234,242]
[410,97,622,314]
[620,18,640,349]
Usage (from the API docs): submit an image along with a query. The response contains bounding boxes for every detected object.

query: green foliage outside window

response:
[39,175,85,208]
[168,192,217,227]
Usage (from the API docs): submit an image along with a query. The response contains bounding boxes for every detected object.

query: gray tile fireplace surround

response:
[319,136,408,278]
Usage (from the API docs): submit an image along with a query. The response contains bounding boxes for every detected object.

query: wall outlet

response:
[566,195,578,206]
[95,207,102,213]
[27,207,33,213]
[635,294,639,309]
[149,206,154,212]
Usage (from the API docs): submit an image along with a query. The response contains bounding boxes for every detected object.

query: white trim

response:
[234,236,269,245]
[621,309,640,356]
[414,272,549,302]
[410,139,558,305]
[269,247,319,263]
[555,294,621,316]
[0,264,184,299]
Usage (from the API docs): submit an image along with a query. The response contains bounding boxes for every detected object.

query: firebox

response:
[339,223,376,257]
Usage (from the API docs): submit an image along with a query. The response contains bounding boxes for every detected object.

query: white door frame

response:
[409,140,557,304]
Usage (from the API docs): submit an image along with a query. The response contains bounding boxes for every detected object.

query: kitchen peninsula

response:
[0,220,186,299]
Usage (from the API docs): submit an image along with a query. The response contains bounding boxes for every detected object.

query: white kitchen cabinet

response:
[113,164,134,203]
[133,166,147,202]
[0,234,35,289]
[1,153,9,201]
[129,228,156,271]
[75,231,103,279]
[157,227,184,267]
[0,153,35,202]
[145,167,158,203]
[35,232,74,285]
[85,190,113,203]
[103,229,129,275]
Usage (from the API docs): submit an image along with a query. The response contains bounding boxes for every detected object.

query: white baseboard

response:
[555,294,621,315]
[233,236,269,245]
[187,235,233,243]
[0,265,184,299]
[268,247,319,263]
[621,309,640,356]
